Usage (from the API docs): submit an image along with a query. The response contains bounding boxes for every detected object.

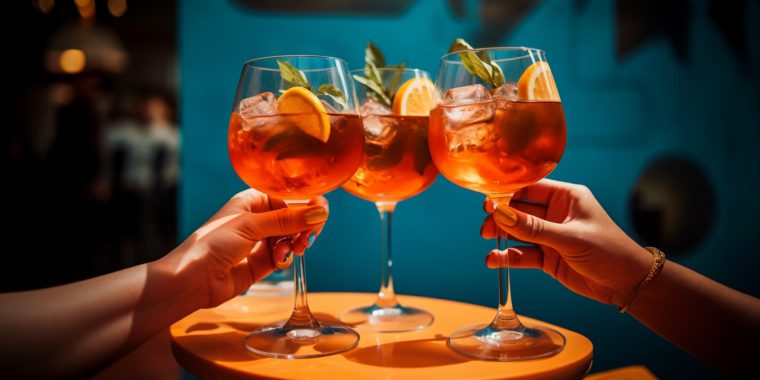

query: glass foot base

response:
[244,322,359,359]
[448,323,565,361]
[340,304,434,332]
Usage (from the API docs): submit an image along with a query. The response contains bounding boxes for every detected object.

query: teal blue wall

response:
[180,1,760,377]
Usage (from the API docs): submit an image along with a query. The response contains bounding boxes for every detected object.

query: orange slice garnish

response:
[517,61,560,101]
[392,77,436,116]
[277,87,331,142]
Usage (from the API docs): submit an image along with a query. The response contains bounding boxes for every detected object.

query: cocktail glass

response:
[428,47,567,360]
[228,55,365,358]
[340,68,438,332]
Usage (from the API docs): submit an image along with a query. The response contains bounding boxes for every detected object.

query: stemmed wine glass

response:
[428,47,567,360]
[228,55,365,358]
[340,68,438,332]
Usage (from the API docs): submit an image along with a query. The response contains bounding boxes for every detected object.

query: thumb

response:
[493,206,566,247]
[244,205,329,241]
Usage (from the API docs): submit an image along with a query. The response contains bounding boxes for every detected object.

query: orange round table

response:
[170,292,593,379]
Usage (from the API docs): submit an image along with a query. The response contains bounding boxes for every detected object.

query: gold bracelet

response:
[618,247,666,313]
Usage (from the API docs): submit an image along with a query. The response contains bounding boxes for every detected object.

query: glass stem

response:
[283,202,319,330]
[374,201,398,308]
[489,194,522,331]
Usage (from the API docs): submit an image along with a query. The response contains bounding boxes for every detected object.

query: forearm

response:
[0,246,207,378]
[628,261,760,373]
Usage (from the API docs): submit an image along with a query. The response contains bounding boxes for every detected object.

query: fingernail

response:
[307,232,316,247]
[494,207,518,227]
[304,207,329,225]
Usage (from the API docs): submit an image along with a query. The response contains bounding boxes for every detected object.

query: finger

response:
[511,201,547,220]
[244,205,329,241]
[229,188,271,212]
[307,196,329,209]
[481,216,535,244]
[485,246,544,269]
[227,260,255,295]
[266,195,326,255]
[201,189,267,224]
[293,229,319,255]
[245,244,278,283]
[506,235,536,245]
[483,198,495,213]
[512,178,568,205]
[271,239,294,269]
[481,215,497,239]
[493,206,567,247]
[268,196,287,211]
[291,196,329,254]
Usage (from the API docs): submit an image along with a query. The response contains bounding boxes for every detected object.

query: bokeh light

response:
[59,49,86,74]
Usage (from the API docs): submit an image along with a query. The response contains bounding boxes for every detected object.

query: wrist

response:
[152,239,210,304]
[617,247,667,312]
[610,245,657,308]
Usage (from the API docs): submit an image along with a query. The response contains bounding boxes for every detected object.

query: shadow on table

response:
[175,320,266,362]
[176,312,358,362]
[174,328,261,362]
[344,334,471,368]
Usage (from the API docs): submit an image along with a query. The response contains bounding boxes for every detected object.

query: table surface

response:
[170,292,593,380]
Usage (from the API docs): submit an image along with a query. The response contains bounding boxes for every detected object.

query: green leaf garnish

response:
[448,38,504,88]
[365,61,384,89]
[352,74,390,105]
[317,84,348,110]
[353,41,406,107]
[365,41,386,71]
[490,61,505,87]
[276,59,312,90]
[276,59,347,110]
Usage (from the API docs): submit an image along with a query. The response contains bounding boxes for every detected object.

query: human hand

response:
[480,179,653,307]
[168,189,328,307]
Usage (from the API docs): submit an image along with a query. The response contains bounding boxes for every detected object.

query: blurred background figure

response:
[5,0,178,290]
[143,94,180,259]
[104,92,179,268]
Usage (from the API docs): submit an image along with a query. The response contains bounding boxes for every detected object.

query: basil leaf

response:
[448,38,501,88]
[478,51,504,87]
[366,61,384,87]
[365,41,386,69]
[459,51,493,86]
[448,38,474,53]
[353,74,391,106]
[490,61,505,87]
[367,90,388,105]
[317,84,348,111]
[276,59,311,90]
[477,50,495,79]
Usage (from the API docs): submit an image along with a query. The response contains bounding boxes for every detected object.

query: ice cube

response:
[492,83,519,101]
[350,166,393,189]
[363,114,398,143]
[362,114,404,170]
[443,84,490,105]
[239,92,277,118]
[446,122,492,153]
[360,99,393,117]
[443,101,495,125]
